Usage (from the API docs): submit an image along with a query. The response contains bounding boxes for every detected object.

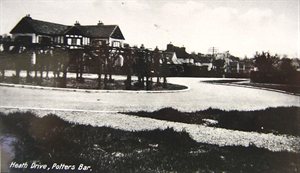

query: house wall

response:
[65,34,90,46]
[109,38,124,47]
[178,58,194,64]
[91,38,108,46]
[89,38,123,47]
[13,33,66,45]
[171,53,179,64]
[12,33,37,43]
[201,63,213,71]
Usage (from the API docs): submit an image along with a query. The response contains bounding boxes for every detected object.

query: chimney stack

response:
[97,20,104,25]
[74,21,80,26]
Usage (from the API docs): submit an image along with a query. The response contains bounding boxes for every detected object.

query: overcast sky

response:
[0,0,299,58]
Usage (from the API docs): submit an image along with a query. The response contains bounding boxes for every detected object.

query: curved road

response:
[0,77,299,112]
[0,77,300,152]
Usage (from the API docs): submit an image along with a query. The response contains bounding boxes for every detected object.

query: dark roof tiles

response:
[10,16,69,35]
[10,16,124,40]
[30,19,70,35]
[70,25,117,38]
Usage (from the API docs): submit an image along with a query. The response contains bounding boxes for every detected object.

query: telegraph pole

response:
[208,47,218,58]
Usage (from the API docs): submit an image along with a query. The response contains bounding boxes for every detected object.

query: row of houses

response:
[163,43,254,75]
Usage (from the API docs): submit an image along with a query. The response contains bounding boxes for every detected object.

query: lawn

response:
[0,76,187,91]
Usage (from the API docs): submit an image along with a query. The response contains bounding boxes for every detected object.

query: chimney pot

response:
[98,20,104,25]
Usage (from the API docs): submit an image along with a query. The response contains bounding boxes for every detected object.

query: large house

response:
[10,15,125,48]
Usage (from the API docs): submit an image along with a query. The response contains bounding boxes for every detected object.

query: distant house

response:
[165,43,194,64]
[220,52,253,74]
[194,55,213,71]
[163,51,181,64]
[9,15,125,48]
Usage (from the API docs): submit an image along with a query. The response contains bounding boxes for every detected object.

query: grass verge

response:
[0,111,300,173]
[204,79,300,95]
[127,107,300,136]
[0,76,187,91]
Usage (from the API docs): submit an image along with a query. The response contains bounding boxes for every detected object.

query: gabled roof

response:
[10,16,69,35]
[166,44,190,59]
[65,25,125,39]
[10,16,125,40]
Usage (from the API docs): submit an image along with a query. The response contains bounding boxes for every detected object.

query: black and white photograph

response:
[0,0,299,172]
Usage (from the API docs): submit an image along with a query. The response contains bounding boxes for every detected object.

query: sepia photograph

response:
[0,0,299,172]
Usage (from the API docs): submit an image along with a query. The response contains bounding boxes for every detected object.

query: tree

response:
[123,45,134,89]
[134,45,147,88]
[0,51,8,80]
[212,58,225,75]
[52,47,69,87]
[144,49,153,90]
[153,47,161,84]
[278,57,296,83]
[254,51,279,73]
[161,53,168,87]
[69,49,85,82]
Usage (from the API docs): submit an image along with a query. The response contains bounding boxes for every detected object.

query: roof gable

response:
[111,26,125,40]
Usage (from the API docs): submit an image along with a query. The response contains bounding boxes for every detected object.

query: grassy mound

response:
[128,107,300,136]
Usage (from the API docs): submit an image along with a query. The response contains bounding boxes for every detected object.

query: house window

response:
[71,38,77,45]
[112,41,120,47]
[67,38,81,45]
[76,38,81,45]
[83,37,89,45]
[83,37,86,45]
[54,36,61,43]
[67,38,72,45]
[60,36,64,44]
[39,36,51,45]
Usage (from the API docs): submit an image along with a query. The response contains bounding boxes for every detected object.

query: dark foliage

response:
[251,52,299,85]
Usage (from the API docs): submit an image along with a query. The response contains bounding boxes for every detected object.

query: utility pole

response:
[208,47,218,58]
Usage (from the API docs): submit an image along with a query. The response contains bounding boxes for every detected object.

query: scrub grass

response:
[1,111,300,172]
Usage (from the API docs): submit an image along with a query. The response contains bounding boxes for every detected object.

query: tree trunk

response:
[61,65,67,88]
[0,68,4,81]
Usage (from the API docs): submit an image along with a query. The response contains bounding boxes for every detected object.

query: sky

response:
[0,0,299,58]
